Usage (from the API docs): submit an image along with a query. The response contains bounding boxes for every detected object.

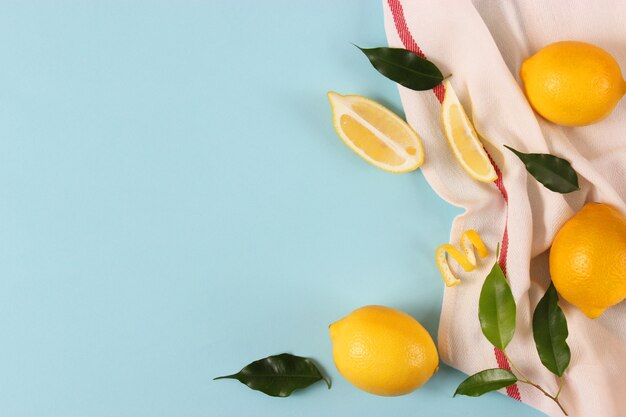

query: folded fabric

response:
[382,1,626,416]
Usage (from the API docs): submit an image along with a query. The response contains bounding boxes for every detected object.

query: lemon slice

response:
[441,81,497,182]
[327,92,424,173]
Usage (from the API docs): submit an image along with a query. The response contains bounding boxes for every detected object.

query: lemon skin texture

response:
[329,305,439,396]
[550,203,626,318]
[521,41,626,126]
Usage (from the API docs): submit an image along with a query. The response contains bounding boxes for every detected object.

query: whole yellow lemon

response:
[520,41,626,126]
[329,305,438,396]
[550,203,626,318]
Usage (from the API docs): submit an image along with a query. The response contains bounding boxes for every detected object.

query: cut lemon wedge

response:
[441,81,497,182]
[327,92,424,173]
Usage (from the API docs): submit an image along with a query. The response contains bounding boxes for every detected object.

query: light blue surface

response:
[0,1,545,416]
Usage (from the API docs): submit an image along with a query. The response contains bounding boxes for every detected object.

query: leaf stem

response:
[517,379,568,416]
[502,351,530,382]
[503,351,568,416]
[556,376,564,399]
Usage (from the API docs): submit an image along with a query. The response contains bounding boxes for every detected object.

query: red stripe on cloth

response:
[491,157,510,275]
[499,225,510,275]
[387,0,446,103]
[386,0,519,402]
[432,84,445,104]
[494,348,522,400]
[387,0,425,57]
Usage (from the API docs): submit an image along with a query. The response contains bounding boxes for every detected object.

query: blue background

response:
[0,1,544,416]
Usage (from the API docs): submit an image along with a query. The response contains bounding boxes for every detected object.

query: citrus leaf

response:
[355,46,444,91]
[504,145,579,193]
[454,368,517,397]
[214,353,330,397]
[479,262,516,350]
[532,282,571,377]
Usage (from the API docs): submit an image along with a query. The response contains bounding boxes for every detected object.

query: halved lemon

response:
[327,92,424,173]
[441,81,497,182]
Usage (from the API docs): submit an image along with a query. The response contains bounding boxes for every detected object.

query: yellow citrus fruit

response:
[327,92,424,173]
[520,41,626,126]
[550,203,626,318]
[441,81,497,182]
[329,305,439,396]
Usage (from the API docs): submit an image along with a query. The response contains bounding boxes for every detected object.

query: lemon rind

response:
[441,82,498,183]
[328,91,424,174]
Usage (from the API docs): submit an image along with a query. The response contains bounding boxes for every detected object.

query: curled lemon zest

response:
[436,230,489,287]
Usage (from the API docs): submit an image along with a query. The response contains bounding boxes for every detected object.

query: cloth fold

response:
[382,1,626,416]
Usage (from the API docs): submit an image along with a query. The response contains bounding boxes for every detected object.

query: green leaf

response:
[214,353,330,397]
[356,46,444,91]
[532,282,571,377]
[504,145,580,194]
[479,262,517,350]
[454,368,518,397]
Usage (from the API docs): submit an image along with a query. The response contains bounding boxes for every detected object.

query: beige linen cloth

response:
[382,1,626,416]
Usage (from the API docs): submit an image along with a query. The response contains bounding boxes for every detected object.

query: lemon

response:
[441,81,497,182]
[327,92,424,173]
[550,203,626,319]
[520,41,626,126]
[329,305,438,396]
